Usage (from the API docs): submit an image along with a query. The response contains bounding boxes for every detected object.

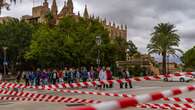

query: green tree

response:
[147,23,182,74]
[25,17,110,67]
[127,40,138,57]
[181,46,195,70]
[0,19,33,73]
[25,16,132,68]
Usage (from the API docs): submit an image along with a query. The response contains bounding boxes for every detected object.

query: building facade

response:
[22,0,127,40]
[117,54,160,75]
[158,62,181,73]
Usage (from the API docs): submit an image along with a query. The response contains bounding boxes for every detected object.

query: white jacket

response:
[99,70,106,80]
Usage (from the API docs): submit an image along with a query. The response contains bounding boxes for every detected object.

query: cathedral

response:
[22,0,127,40]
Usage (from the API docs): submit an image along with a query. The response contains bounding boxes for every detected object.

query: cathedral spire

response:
[113,22,115,27]
[59,0,67,17]
[51,0,58,17]
[91,14,95,19]
[121,24,123,30]
[83,5,89,18]
[67,0,74,15]
[103,18,106,24]
[43,0,48,7]
[109,22,111,26]
[125,24,127,30]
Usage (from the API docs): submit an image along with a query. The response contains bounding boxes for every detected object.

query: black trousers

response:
[120,82,132,88]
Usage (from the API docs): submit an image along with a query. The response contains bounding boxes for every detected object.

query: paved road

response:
[0,80,195,110]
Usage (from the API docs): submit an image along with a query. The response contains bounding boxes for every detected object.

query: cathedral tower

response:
[83,5,89,18]
[43,0,48,7]
[51,0,58,18]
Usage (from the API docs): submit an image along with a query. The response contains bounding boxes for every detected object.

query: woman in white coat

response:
[98,67,106,89]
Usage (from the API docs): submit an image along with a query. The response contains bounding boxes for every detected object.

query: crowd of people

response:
[21,66,132,89]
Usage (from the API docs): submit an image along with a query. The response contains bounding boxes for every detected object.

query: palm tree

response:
[147,23,182,74]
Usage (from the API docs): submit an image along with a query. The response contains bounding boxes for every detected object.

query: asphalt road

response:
[0,80,195,110]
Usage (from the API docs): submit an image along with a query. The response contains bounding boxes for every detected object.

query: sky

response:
[1,0,195,62]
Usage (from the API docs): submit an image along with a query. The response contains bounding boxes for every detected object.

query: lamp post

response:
[3,47,8,79]
[167,55,169,74]
[96,36,101,67]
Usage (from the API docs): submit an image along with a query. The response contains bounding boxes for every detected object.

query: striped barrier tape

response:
[145,103,195,109]
[162,97,195,103]
[1,94,193,110]
[0,96,87,103]
[3,81,192,105]
[137,104,170,109]
[138,103,195,110]
[0,95,101,104]
[67,84,195,110]
[0,89,101,104]
[0,71,192,89]
[56,89,195,104]
[54,88,195,104]
[0,76,161,89]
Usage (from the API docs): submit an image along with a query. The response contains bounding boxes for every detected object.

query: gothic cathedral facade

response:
[22,0,127,40]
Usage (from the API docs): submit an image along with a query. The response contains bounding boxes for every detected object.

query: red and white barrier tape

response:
[0,82,136,100]
[138,103,195,110]
[0,76,163,90]
[67,85,195,110]
[57,88,195,104]
[162,97,195,103]
[1,71,192,89]
[137,104,170,109]
[145,103,195,109]
[0,95,101,104]
[50,88,195,104]
[0,89,101,104]
[1,78,195,104]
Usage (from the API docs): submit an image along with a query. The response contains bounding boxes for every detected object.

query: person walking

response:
[23,71,30,86]
[98,67,106,89]
[105,66,113,88]
[119,68,124,88]
[58,70,64,83]
[124,68,133,88]
[75,68,81,83]
[29,71,35,86]
[52,69,58,84]
[88,66,95,81]
[67,68,74,84]
[48,68,53,84]
[63,67,68,83]
[81,67,88,82]
[41,69,48,85]
[34,68,41,86]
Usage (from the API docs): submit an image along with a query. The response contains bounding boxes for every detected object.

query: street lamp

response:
[96,36,101,67]
[3,47,8,78]
[167,55,170,74]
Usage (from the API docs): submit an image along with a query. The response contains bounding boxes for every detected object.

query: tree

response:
[25,16,130,68]
[147,23,182,74]
[0,19,33,73]
[127,40,138,57]
[181,46,195,70]
[25,16,110,67]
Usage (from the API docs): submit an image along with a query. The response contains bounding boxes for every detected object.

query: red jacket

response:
[106,70,112,80]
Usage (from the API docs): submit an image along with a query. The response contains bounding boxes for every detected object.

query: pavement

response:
[0,80,195,110]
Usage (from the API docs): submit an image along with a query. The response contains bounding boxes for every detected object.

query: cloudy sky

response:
[1,0,195,62]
